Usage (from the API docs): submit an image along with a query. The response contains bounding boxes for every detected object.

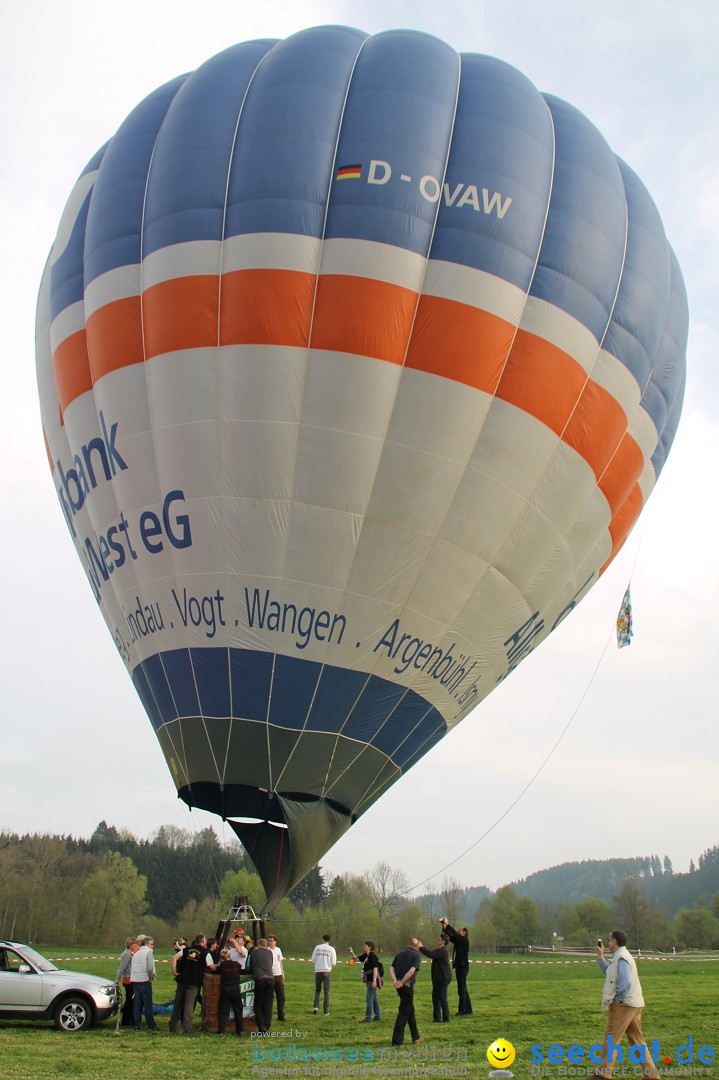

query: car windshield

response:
[18,945,59,972]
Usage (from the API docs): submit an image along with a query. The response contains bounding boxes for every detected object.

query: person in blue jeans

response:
[130,935,158,1031]
[348,941,382,1022]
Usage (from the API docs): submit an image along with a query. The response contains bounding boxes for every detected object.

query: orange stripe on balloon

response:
[143,275,218,359]
[602,484,644,573]
[495,329,587,436]
[311,275,417,365]
[86,295,144,381]
[52,329,92,416]
[53,271,641,533]
[563,380,629,479]
[220,269,316,347]
[405,294,514,391]
[598,435,645,517]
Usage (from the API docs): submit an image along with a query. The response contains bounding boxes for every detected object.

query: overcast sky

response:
[2,0,717,897]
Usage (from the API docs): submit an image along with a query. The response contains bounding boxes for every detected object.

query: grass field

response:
[1,950,716,1079]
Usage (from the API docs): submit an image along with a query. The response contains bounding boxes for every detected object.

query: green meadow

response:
[0,950,715,1079]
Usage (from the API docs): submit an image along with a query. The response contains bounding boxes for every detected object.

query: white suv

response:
[0,941,119,1032]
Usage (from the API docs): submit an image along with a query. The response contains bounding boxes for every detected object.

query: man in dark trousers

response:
[418,932,453,1023]
[217,947,244,1036]
[389,937,424,1047]
[441,918,472,1016]
[169,932,208,1036]
[248,937,275,1033]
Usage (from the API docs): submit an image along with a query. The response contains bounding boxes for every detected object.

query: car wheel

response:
[55,996,93,1032]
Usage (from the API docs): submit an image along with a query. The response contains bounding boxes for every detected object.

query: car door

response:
[0,948,45,1009]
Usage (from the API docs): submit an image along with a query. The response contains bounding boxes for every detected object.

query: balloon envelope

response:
[36,27,688,907]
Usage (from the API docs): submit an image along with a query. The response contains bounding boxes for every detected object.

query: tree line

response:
[472,878,719,952]
[1,824,717,955]
[506,848,719,915]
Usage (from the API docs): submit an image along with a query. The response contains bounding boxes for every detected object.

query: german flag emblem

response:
[336,164,362,180]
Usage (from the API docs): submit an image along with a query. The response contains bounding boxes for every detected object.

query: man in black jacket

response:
[441,918,472,1016]
[418,933,452,1022]
[169,933,208,1036]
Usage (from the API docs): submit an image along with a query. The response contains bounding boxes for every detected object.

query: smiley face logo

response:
[487,1039,516,1069]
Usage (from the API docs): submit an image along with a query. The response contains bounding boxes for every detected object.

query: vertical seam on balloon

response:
[387,94,558,708]
[214,43,277,799]
[137,115,200,800]
[157,718,192,791]
[352,763,401,817]
[554,152,630,466]
[339,88,559,749]
[651,271,687,476]
[489,96,557,397]
[352,714,442,815]
[118,107,193,786]
[272,670,374,796]
[466,110,631,608]
[86,90,193,790]
[327,737,400,815]
[324,698,437,806]
[80,161,185,777]
[552,161,670,571]
[315,45,465,810]
[268,32,371,799]
[322,681,414,800]
[54,168,148,747]
[597,245,672,564]
[555,174,635,562]
[594,228,663,488]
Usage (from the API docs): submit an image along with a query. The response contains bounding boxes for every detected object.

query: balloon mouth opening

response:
[177,781,353,907]
[226,816,289,829]
[177,781,351,825]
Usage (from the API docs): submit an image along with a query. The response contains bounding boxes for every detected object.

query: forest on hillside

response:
[506,848,719,914]
[1,824,717,954]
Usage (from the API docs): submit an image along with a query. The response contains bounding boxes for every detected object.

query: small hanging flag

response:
[616,586,633,648]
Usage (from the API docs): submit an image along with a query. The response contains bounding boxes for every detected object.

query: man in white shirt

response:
[310,934,336,1016]
[268,934,286,1021]
[229,929,248,970]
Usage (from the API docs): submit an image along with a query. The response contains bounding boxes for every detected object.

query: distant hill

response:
[461,846,719,919]
[510,856,657,907]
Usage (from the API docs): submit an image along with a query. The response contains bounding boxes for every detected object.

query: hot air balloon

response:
[36,27,688,910]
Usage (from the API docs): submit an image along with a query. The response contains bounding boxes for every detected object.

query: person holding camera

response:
[440,918,472,1016]
[418,932,452,1023]
[169,932,208,1036]
[590,931,662,1080]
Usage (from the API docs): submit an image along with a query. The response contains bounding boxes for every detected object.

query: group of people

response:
[308,920,471,1043]
[115,928,285,1036]
[384,919,472,1047]
[115,934,158,1032]
[116,920,655,1078]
